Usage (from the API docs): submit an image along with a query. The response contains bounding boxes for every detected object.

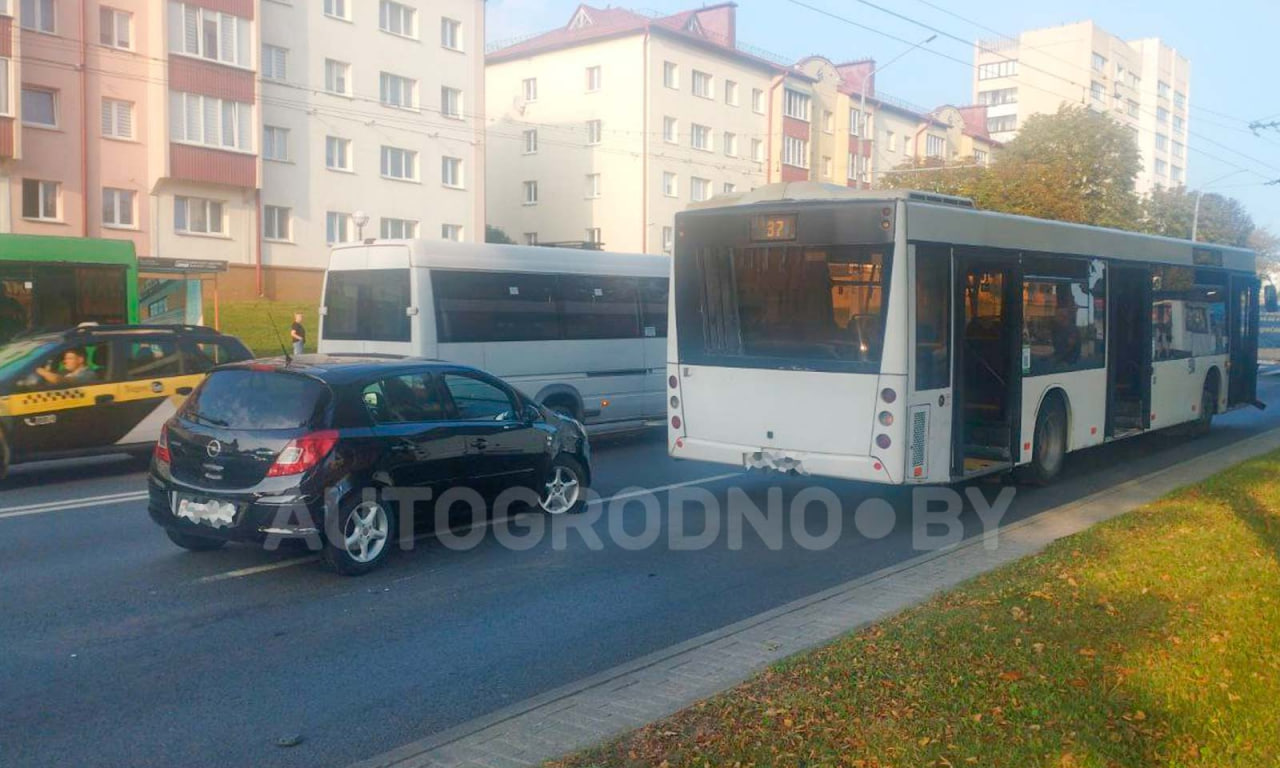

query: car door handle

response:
[176,386,193,395]
[470,438,488,450]
[95,394,115,404]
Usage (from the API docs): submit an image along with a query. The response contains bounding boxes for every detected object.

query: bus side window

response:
[914,245,951,391]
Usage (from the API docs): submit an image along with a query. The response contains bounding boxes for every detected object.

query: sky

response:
[486,0,1280,236]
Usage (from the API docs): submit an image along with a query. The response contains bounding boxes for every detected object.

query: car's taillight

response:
[154,422,172,465]
[266,430,339,477]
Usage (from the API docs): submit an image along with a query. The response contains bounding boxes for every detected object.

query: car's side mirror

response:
[522,403,543,423]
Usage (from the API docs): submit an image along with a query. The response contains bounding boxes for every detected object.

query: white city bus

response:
[318,239,670,429]
[667,183,1261,485]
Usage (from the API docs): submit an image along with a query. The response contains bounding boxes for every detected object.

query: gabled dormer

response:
[568,6,593,30]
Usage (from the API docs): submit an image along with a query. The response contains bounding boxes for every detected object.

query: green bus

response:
[0,235,139,344]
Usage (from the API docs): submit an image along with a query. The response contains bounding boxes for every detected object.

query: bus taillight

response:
[878,411,894,426]
[669,375,679,389]
[880,388,897,404]
[671,415,682,430]
[875,434,891,449]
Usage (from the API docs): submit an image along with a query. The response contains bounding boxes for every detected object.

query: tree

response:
[1140,188,1255,247]
[485,225,517,244]
[1249,227,1280,270]
[884,105,1143,229]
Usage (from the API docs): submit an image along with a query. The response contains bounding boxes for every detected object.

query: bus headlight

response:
[878,411,894,427]
[875,434,892,450]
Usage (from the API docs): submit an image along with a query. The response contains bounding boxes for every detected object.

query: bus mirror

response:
[406,307,420,317]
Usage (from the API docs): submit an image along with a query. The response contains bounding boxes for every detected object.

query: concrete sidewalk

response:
[351,426,1280,768]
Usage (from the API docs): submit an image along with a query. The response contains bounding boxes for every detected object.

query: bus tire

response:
[1189,374,1218,438]
[1021,395,1068,486]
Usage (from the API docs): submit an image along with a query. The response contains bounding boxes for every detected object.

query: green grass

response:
[554,452,1280,768]
[203,300,318,358]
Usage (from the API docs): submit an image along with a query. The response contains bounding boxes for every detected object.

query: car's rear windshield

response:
[181,369,330,430]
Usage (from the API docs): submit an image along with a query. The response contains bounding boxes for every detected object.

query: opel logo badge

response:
[206,439,222,458]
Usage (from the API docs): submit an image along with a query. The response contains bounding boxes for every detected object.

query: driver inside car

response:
[35,347,100,387]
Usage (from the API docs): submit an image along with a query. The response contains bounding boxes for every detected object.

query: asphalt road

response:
[3,378,1278,768]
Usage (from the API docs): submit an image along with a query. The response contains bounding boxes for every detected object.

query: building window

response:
[1172,166,1183,184]
[691,177,711,203]
[977,59,1017,79]
[100,98,133,139]
[663,61,678,89]
[1172,141,1184,159]
[325,136,352,171]
[381,217,418,239]
[1127,99,1140,118]
[783,88,811,120]
[926,134,945,158]
[323,0,349,21]
[663,116,678,144]
[975,149,988,165]
[586,119,602,145]
[751,88,764,114]
[102,188,135,228]
[691,123,711,151]
[663,171,677,197]
[662,226,674,254]
[977,87,1017,106]
[1157,106,1169,123]
[822,156,833,179]
[725,80,738,106]
[379,1,416,38]
[0,60,9,116]
[523,129,537,154]
[1155,158,1168,176]
[100,7,133,49]
[325,59,351,95]
[441,156,463,188]
[1174,91,1186,110]
[1157,80,1170,99]
[263,205,291,241]
[169,2,250,67]
[524,233,538,245]
[22,179,59,220]
[175,196,224,235]
[1155,133,1168,152]
[380,72,417,109]
[1173,115,1185,134]
[263,125,289,161]
[849,107,863,137]
[22,88,57,127]
[441,86,462,118]
[169,92,252,151]
[723,131,738,157]
[21,0,54,33]
[586,65,602,92]
[692,70,712,99]
[586,228,602,245]
[261,45,287,81]
[723,182,736,194]
[987,114,1017,133]
[1090,82,1105,102]
[326,211,352,244]
[751,138,763,162]
[820,110,832,134]
[585,173,601,198]
[886,130,897,152]
[380,146,418,181]
[522,78,537,101]
[442,224,463,242]
[523,180,538,205]
[782,135,809,169]
[440,17,462,49]
[1091,52,1106,73]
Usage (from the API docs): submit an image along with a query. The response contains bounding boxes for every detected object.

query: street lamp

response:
[353,210,370,241]
[854,33,937,189]
[1191,170,1244,242]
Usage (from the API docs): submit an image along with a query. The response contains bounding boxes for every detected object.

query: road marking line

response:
[0,491,149,520]
[197,557,321,583]
[586,473,742,506]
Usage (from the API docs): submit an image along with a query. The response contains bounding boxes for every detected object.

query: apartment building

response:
[0,0,485,299]
[259,0,485,275]
[972,21,1190,193]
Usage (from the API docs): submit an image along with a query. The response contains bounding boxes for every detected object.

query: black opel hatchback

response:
[148,356,591,575]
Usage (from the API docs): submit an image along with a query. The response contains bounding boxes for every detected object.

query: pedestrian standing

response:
[290,312,306,357]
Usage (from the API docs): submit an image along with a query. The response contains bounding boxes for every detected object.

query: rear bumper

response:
[147,475,325,543]
[669,436,897,484]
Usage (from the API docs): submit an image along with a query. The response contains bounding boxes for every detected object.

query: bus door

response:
[951,252,1023,479]
[1106,266,1153,436]
[1227,274,1260,407]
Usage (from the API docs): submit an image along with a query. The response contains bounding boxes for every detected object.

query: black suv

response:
[0,324,252,479]
[148,356,591,575]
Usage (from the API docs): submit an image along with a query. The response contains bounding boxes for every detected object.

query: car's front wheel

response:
[324,494,394,576]
[165,528,227,551]
[539,455,588,514]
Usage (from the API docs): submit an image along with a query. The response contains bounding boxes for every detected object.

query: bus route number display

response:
[750,214,798,242]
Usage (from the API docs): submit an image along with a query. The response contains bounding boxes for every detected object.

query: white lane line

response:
[0,491,149,520]
[192,473,743,583]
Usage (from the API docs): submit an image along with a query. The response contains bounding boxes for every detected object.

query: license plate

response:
[173,495,237,529]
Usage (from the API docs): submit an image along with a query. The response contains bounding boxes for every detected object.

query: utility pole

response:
[853,34,936,189]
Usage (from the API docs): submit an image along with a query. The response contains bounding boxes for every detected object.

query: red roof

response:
[955,104,993,141]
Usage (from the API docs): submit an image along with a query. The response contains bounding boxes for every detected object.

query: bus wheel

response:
[1022,397,1067,486]
[1189,380,1217,437]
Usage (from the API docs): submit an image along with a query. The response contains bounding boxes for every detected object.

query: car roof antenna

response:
[266,310,293,366]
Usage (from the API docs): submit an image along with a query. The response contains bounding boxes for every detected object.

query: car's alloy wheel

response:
[540,462,582,515]
[341,501,390,564]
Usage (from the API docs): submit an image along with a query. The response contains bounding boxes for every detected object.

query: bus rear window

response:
[323,269,412,342]
[678,246,890,371]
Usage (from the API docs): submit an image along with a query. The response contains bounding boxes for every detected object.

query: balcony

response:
[170,144,257,188]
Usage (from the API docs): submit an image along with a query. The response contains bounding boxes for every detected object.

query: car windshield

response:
[0,339,61,381]
[181,369,331,430]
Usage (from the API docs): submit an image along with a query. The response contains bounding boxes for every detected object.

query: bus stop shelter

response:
[137,257,229,329]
